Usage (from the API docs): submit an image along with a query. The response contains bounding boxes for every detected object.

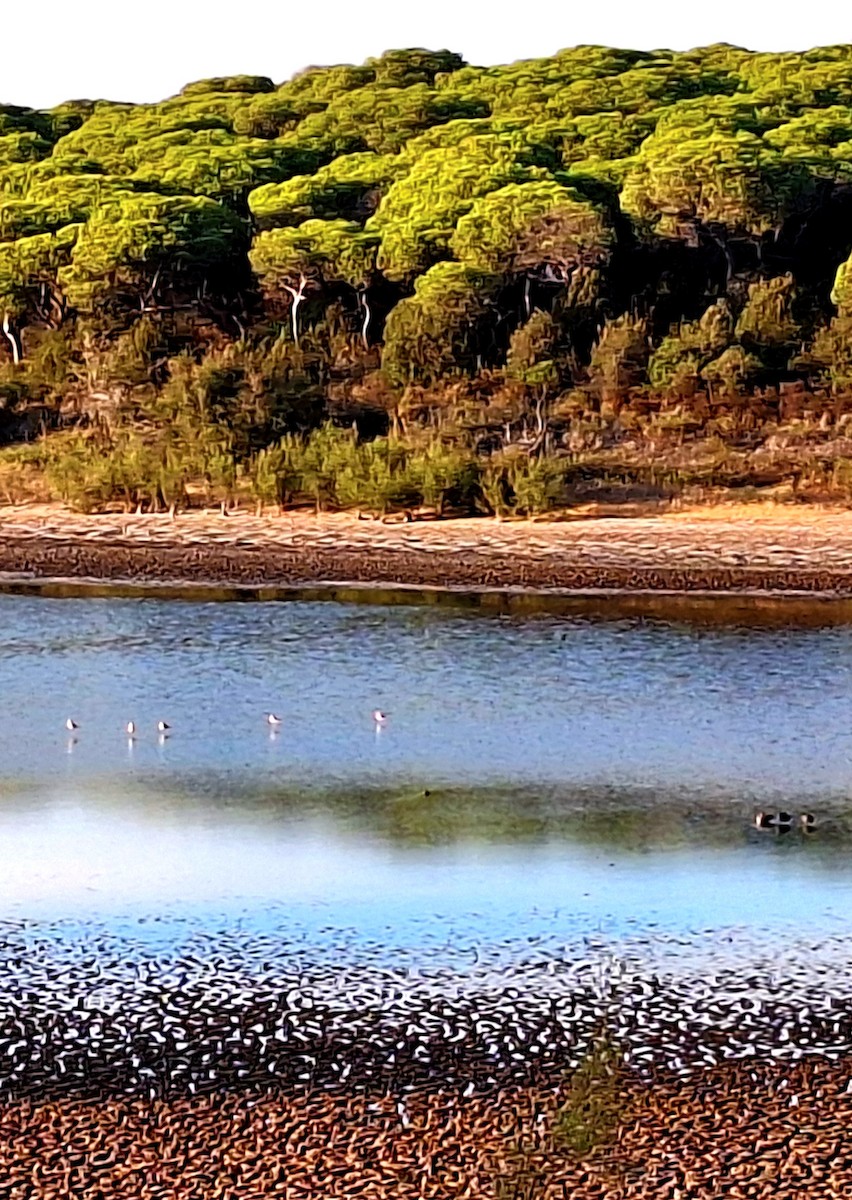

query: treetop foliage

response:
[7,43,852,498]
[7,42,852,292]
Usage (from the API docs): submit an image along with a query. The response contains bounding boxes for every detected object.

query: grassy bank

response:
[3,405,852,517]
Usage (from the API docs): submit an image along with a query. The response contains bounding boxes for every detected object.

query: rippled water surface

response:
[2,593,851,948]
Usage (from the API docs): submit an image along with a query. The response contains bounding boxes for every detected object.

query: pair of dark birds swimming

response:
[754,811,815,831]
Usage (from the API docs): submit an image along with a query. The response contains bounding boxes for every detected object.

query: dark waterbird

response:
[754,811,816,833]
[754,811,793,830]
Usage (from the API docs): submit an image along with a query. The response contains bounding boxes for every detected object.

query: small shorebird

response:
[125,721,136,737]
[800,812,816,832]
[266,713,283,727]
[157,721,170,734]
[754,811,793,830]
[65,718,79,732]
[372,709,388,726]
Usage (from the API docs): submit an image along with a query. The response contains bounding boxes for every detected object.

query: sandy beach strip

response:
[2,502,852,596]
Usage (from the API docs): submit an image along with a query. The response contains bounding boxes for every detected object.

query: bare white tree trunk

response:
[528,392,548,458]
[144,267,161,306]
[523,275,531,319]
[291,292,303,346]
[360,292,371,347]
[282,273,308,347]
[1,314,21,365]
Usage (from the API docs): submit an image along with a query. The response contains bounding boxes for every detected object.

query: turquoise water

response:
[2,594,852,945]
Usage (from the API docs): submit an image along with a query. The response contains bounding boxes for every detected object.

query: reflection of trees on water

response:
[89,776,852,859]
[8,580,852,630]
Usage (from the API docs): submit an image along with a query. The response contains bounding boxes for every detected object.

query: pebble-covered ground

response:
[1,918,852,1196]
[1,1061,850,1200]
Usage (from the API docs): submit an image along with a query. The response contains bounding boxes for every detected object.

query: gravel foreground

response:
[2,921,852,1195]
[2,1060,851,1199]
[3,503,852,595]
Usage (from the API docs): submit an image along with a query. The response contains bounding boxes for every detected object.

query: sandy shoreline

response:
[3,502,852,597]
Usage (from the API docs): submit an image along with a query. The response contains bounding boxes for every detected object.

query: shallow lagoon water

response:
[2,593,852,951]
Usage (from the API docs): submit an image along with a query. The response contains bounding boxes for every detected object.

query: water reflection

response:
[0,776,849,936]
[5,576,852,628]
[2,595,852,796]
[0,593,851,939]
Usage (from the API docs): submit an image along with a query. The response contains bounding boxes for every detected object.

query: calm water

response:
[2,593,852,948]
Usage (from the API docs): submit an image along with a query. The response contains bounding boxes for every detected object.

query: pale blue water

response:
[1,594,852,950]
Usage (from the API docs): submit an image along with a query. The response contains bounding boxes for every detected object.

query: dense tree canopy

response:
[451,181,613,278]
[382,262,499,387]
[57,193,247,313]
[5,44,852,510]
